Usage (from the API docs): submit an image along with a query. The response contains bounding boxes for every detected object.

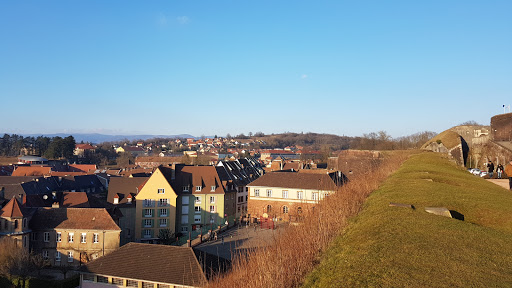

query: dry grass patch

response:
[208,151,412,288]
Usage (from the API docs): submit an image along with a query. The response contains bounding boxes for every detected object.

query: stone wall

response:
[491,113,512,141]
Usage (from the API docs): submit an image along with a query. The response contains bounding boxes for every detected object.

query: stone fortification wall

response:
[491,113,512,141]
[449,125,490,148]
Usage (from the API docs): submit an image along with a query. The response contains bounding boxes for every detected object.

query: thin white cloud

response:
[158,13,168,26]
[301,74,308,79]
[177,16,190,25]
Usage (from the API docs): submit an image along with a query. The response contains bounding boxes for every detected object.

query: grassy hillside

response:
[303,152,512,287]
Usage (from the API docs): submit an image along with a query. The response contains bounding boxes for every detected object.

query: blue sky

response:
[1,1,511,138]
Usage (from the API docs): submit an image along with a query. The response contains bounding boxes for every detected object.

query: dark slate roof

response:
[248,171,341,191]
[82,242,206,287]
[30,208,120,231]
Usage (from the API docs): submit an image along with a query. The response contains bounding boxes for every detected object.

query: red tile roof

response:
[12,166,52,176]
[248,171,338,191]
[30,208,120,231]
[69,164,97,173]
[0,197,25,218]
[75,144,95,150]
[82,242,206,287]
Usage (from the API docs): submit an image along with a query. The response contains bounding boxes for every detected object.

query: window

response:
[209,196,215,203]
[254,189,260,197]
[44,232,49,242]
[266,205,272,213]
[143,199,154,207]
[160,209,168,217]
[159,199,169,206]
[144,209,153,217]
[42,250,49,260]
[144,219,152,227]
[194,206,201,213]
[112,278,123,285]
[196,186,202,192]
[297,191,303,200]
[127,279,138,287]
[194,216,201,223]
[312,192,319,201]
[81,233,86,243]
[23,218,27,228]
[159,219,167,227]
[211,185,216,191]
[142,282,154,288]
[143,230,151,238]
[266,189,272,197]
[297,207,303,214]
[67,251,73,262]
[182,206,189,214]
[182,197,189,205]
[182,186,189,192]
[82,274,94,282]
[93,233,99,243]
[31,232,37,241]
[55,251,61,261]
[113,197,119,204]
[238,206,241,212]
[282,190,288,199]
[181,226,188,232]
[283,206,289,213]
[157,188,165,194]
[157,284,170,288]
[209,205,216,213]
[181,215,188,224]
[97,276,108,283]
[195,196,201,204]
[68,233,74,243]
[246,195,248,201]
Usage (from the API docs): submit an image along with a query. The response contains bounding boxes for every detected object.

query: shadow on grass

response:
[450,210,465,221]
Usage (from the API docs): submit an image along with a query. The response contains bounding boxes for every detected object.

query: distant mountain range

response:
[15,133,197,144]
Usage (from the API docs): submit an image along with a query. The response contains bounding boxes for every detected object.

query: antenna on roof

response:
[503,104,511,114]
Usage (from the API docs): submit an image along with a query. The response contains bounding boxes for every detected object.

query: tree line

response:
[0,134,76,160]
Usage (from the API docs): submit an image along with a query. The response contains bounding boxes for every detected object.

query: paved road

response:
[194,224,285,260]
[487,179,510,190]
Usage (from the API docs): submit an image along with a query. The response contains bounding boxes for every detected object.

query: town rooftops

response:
[248,171,343,191]
[82,242,206,287]
[30,208,120,231]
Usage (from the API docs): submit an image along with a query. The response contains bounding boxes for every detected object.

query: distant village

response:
[0,134,385,287]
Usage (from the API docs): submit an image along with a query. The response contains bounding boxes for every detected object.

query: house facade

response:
[30,208,121,266]
[247,171,346,220]
[134,167,177,243]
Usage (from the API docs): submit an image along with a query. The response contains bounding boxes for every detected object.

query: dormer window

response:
[196,186,202,192]
[127,196,132,204]
[211,186,216,192]
[183,186,189,192]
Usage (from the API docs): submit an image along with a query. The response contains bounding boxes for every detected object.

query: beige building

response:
[0,197,31,251]
[30,208,121,266]
[247,171,346,220]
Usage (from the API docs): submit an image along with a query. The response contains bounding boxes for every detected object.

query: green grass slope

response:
[303,152,512,287]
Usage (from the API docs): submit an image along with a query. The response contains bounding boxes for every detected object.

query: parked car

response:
[479,171,488,177]
[469,168,481,176]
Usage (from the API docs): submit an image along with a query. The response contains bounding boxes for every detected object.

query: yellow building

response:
[135,167,177,243]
